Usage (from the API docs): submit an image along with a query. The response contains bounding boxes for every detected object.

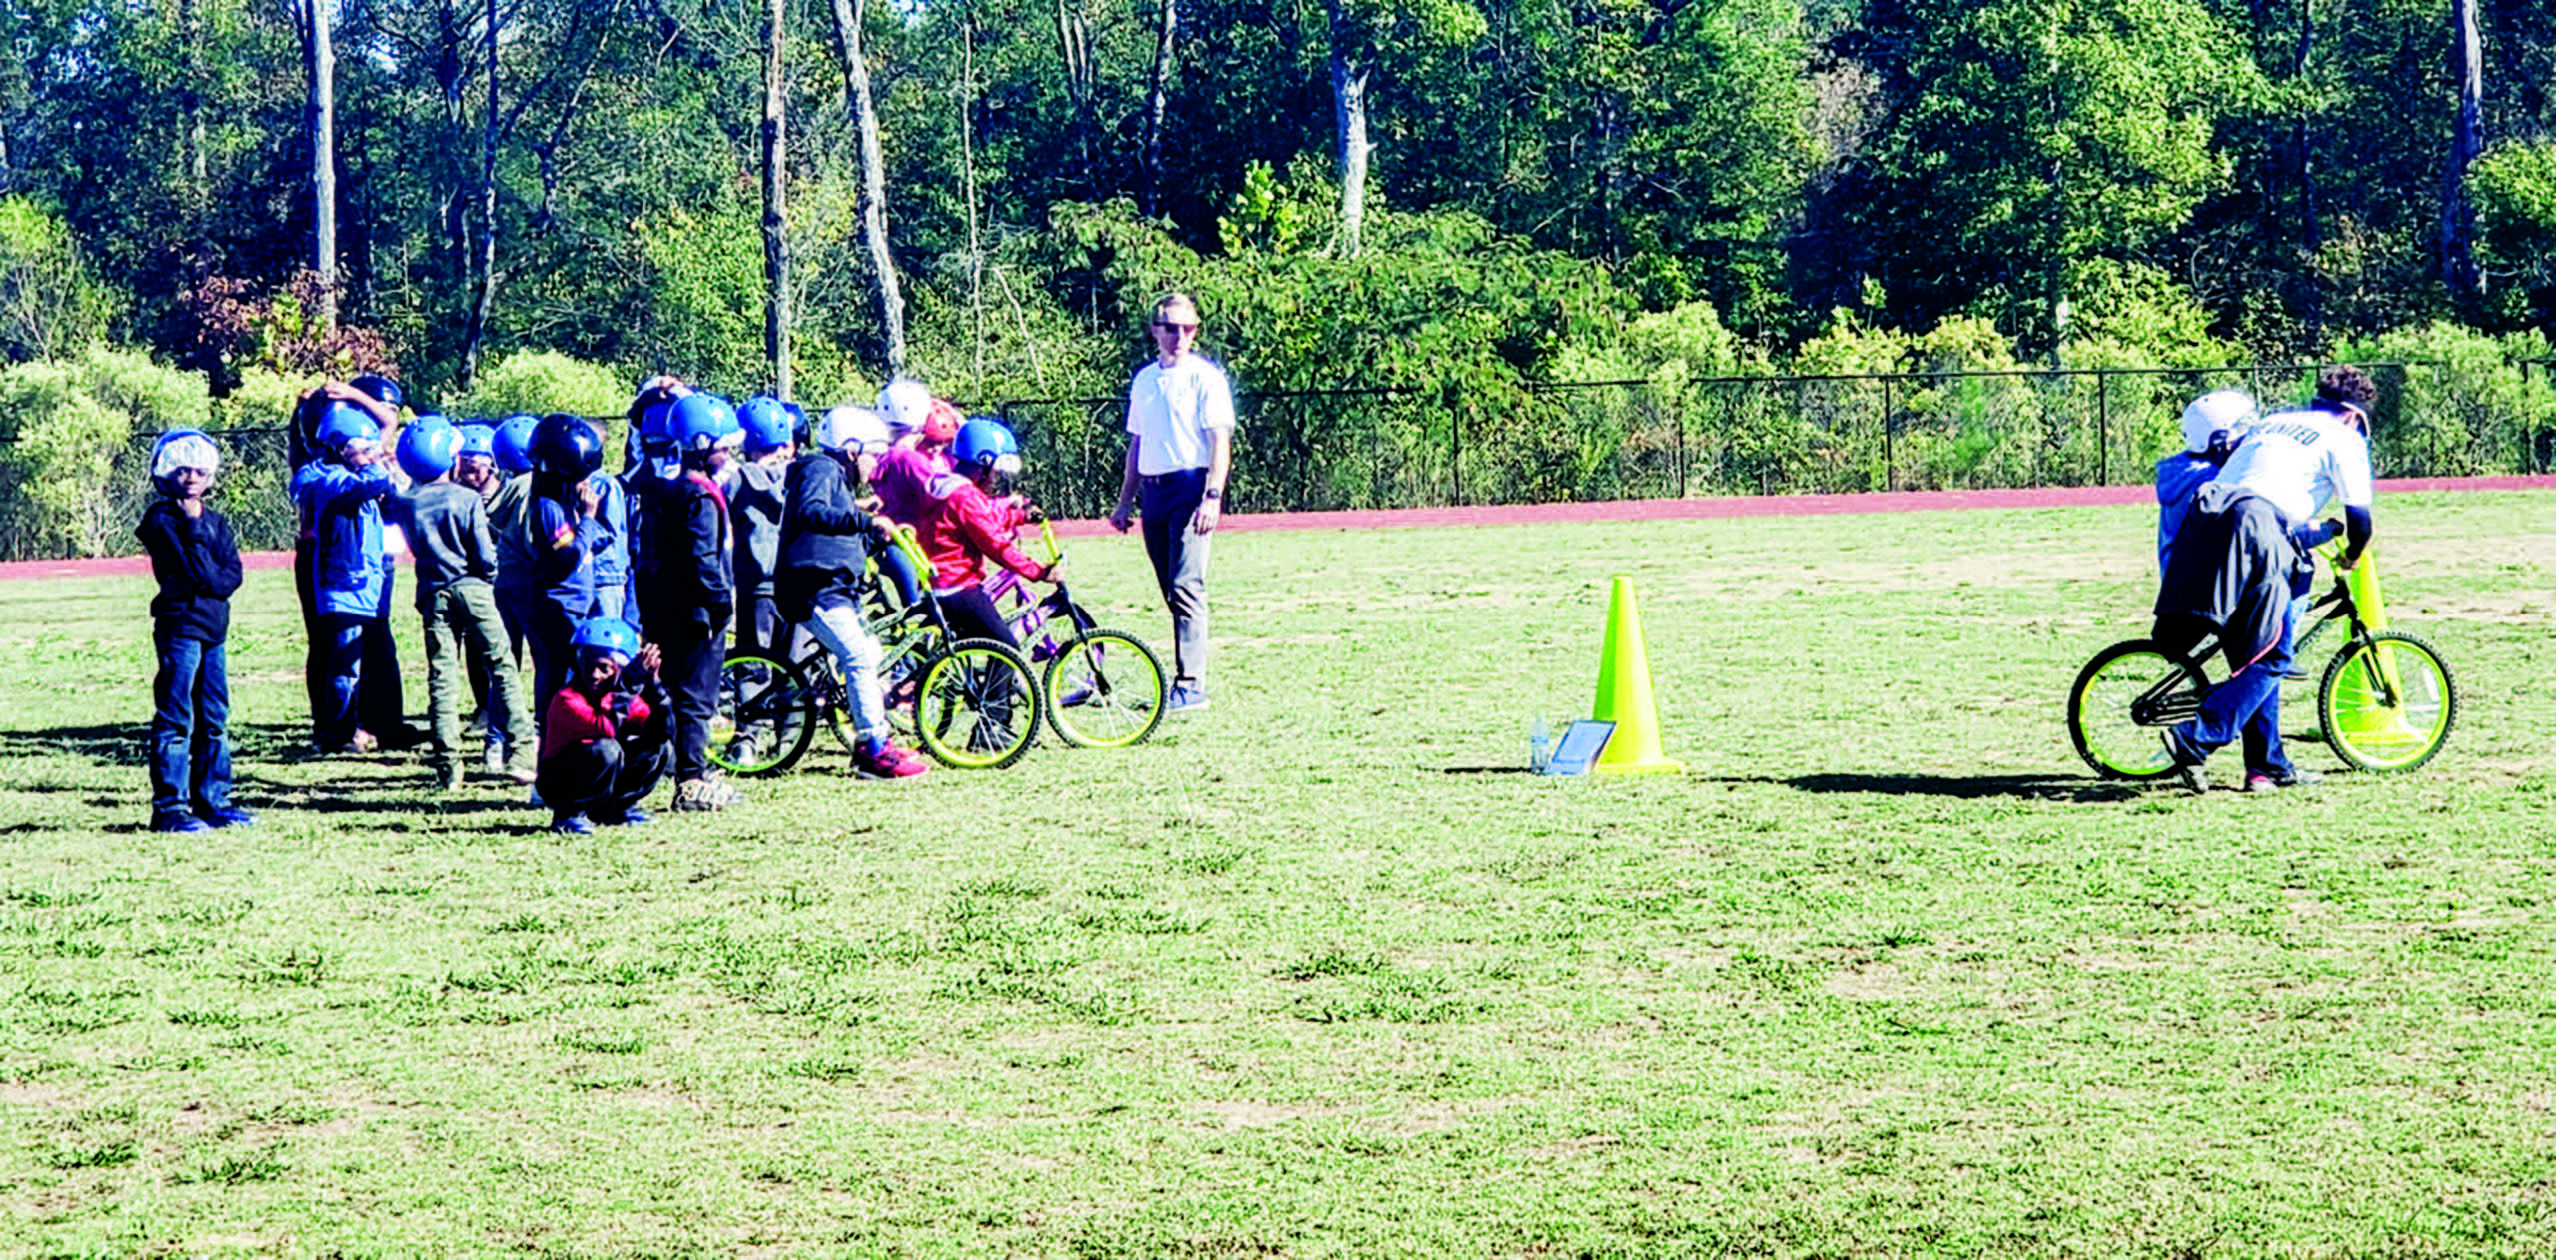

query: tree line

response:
[0,0,2552,473]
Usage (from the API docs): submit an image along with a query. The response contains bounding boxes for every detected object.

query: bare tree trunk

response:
[763,0,792,398]
[1324,0,1368,258]
[2294,0,2320,336]
[2442,0,2484,301]
[460,0,500,388]
[305,0,338,328]
[1139,0,1174,217]
[962,18,984,387]
[182,0,205,200]
[829,0,906,373]
[1056,0,1100,201]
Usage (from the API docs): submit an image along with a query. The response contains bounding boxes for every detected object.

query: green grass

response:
[2,493,2554,1257]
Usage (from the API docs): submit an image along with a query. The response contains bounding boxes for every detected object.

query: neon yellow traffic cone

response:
[1592,575,1684,775]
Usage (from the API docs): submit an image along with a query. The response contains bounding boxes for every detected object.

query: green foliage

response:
[2470,139,2556,328]
[2337,323,2556,477]
[630,200,765,394]
[0,197,112,363]
[445,350,631,421]
[0,348,210,559]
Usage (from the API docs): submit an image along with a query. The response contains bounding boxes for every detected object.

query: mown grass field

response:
[3,492,2553,1259]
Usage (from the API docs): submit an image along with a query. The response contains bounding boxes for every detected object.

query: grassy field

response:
[3,492,2553,1258]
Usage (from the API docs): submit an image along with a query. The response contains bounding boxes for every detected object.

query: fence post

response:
[2097,368,2108,487]
[1882,376,1894,492]
[1674,384,1686,500]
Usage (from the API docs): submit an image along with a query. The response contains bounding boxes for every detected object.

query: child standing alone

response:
[138,430,253,833]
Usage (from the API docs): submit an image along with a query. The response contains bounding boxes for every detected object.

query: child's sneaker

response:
[151,813,212,834]
[551,813,595,835]
[198,805,256,828]
[853,740,930,779]
[595,806,654,827]
[672,776,742,811]
[434,762,465,792]
[482,738,507,774]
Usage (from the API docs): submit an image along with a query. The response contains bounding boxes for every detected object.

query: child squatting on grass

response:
[139,430,254,834]
[538,617,669,834]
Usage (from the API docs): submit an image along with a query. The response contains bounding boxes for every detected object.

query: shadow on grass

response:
[1781,772,2147,803]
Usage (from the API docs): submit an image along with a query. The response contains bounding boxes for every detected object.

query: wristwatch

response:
[1203,488,1222,500]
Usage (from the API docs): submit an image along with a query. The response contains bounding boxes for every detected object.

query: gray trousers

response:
[1138,470,1213,689]
[423,579,534,776]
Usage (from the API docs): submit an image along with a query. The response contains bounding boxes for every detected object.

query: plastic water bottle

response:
[1529,716,1551,773]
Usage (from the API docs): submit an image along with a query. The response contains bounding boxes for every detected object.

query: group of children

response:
[143,372,1064,834]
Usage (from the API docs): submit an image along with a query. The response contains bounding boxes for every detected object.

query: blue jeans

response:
[317,613,368,746]
[150,632,234,824]
[2178,603,2296,773]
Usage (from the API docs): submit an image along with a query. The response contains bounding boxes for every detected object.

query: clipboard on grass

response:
[1539,720,1615,775]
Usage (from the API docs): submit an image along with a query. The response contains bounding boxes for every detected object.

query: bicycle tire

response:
[2067,639,2203,780]
[1040,627,1167,749]
[913,638,1040,770]
[711,653,817,776]
[2318,630,2456,773]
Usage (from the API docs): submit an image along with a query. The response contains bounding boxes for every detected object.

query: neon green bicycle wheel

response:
[2066,639,2200,781]
[711,653,815,776]
[912,639,1040,770]
[1041,628,1166,749]
[2318,630,2455,772]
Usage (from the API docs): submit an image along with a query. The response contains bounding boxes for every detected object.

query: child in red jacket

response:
[538,618,668,833]
[914,419,1060,648]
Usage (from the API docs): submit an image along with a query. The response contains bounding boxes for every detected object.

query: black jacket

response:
[2152,482,2297,671]
[636,468,734,634]
[138,499,244,643]
[775,453,879,623]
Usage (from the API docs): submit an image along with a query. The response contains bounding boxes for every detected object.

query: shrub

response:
[446,350,631,421]
[2338,323,2556,477]
[0,348,210,559]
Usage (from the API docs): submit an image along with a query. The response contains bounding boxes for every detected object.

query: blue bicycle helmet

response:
[669,393,741,455]
[570,616,641,664]
[315,402,382,455]
[456,423,498,460]
[737,396,794,457]
[396,414,462,483]
[952,418,1022,476]
[492,414,540,475]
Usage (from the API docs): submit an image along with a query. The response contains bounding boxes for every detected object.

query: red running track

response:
[8,474,2550,583]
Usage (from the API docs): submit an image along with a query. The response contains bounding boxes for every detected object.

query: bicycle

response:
[2066,549,2457,780]
[980,515,1168,749]
[709,531,1042,774]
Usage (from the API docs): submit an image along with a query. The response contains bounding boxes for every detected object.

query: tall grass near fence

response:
[2,492,2553,1256]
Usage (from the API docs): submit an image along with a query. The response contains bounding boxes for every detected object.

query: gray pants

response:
[423,579,534,778]
[1138,470,1213,690]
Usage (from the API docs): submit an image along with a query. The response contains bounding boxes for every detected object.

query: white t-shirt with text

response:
[2215,407,2373,524]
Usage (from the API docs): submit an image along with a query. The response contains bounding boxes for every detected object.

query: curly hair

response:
[2315,365,2378,416]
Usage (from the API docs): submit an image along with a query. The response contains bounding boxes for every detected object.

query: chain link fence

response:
[6,361,2552,560]
[1000,362,2556,518]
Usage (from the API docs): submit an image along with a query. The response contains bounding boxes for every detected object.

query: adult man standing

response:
[2153,365,2378,792]
[1110,292,1234,713]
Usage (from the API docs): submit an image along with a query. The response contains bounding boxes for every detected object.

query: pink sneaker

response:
[854,740,930,779]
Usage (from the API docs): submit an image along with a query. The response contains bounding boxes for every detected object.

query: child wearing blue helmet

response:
[638,392,746,812]
[291,402,401,754]
[538,617,668,833]
[139,430,252,832]
[726,396,799,668]
[389,416,541,791]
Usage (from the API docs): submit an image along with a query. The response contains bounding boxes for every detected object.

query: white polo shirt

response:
[1126,353,1235,476]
